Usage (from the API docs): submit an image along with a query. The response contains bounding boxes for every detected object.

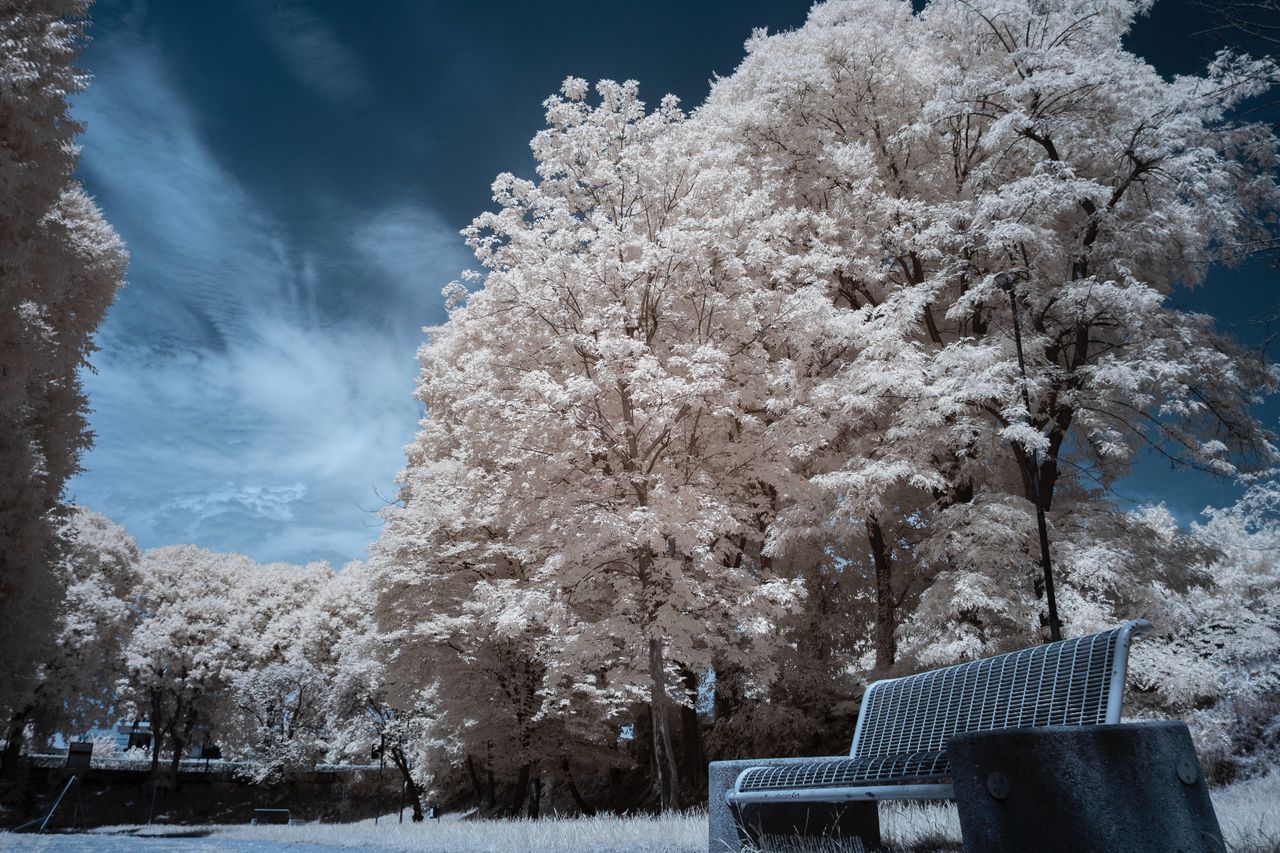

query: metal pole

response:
[375,735,385,826]
[38,775,78,833]
[997,273,1063,642]
[74,778,87,830]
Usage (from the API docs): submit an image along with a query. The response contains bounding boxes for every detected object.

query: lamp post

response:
[996,272,1063,642]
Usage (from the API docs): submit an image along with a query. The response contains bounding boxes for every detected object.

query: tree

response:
[1131,478,1280,780]
[1197,0,1280,53]
[371,456,602,817]
[2,507,140,773]
[702,0,1279,656]
[0,0,128,748]
[222,558,334,783]
[371,0,1279,804]
[378,77,815,810]
[118,546,243,778]
[327,561,430,821]
[42,509,142,730]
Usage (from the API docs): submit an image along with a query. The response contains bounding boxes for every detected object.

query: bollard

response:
[948,722,1223,853]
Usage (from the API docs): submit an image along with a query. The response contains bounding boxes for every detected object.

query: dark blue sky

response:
[67,0,1277,566]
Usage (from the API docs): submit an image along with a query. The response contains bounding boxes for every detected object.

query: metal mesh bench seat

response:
[727,620,1152,806]
[737,750,951,793]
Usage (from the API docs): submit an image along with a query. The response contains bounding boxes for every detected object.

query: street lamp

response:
[996,271,1063,642]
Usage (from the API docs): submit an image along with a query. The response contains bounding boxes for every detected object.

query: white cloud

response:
[263,4,373,104]
[353,205,474,306]
[73,31,294,349]
[68,21,465,567]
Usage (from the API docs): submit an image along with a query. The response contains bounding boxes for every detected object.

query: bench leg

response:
[736,801,881,852]
[709,759,882,852]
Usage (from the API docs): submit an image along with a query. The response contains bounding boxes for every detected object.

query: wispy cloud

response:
[262,3,372,104]
[68,19,469,566]
[353,206,474,301]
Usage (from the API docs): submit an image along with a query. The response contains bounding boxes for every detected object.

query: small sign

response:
[66,742,94,771]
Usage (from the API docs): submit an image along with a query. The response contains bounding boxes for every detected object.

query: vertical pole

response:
[375,734,385,826]
[74,778,87,830]
[998,273,1063,642]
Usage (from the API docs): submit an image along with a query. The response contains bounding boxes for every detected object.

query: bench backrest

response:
[849,620,1151,759]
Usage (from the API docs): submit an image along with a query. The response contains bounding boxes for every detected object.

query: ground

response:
[0,771,1275,852]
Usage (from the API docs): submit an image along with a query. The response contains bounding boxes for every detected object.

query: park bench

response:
[711,619,1153,849]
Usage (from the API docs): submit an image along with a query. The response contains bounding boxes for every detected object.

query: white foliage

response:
[369,0,1279,795]
[0,0,128,719]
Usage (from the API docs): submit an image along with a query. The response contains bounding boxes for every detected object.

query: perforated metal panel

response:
[852,626,1123,761]
[738,751,950,793]
[730,621,1150,799]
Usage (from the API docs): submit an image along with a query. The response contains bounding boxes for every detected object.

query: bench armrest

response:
[711,756,852,797]
[709,755,850,852]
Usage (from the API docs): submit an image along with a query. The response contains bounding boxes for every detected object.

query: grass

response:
[743,772,1280,853]
[1213,770,1280,853]
[26,769,1276,852]
[146,811,708,852]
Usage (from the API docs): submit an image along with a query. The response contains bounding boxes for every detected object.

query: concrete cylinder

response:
[949,721,1223,853]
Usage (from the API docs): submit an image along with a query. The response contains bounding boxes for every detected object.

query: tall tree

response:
[2,507,140,774]
[703,0,1279,655]
[378,79,809,810]
[0,0,127,742]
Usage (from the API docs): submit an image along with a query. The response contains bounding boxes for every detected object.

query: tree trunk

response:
[648,635,680,811]
[390,745,424,822]
[148,691,164,779]
[510,762,531,816]
[466,754,485,804]
[678,668,706,806]
[1,709,29,779]
[168,727,185,778]
[712,659,744,728]
[528,774,541,819]
[867,515,897,671]
[168,706,198,779]
[605,765,624,812]
[559,757,597,816]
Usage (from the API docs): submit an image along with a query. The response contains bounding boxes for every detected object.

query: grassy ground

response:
[3,770,1275,852]
[746,771,1280,853]
[1212,771,1280,853]
[145,812,705,852]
